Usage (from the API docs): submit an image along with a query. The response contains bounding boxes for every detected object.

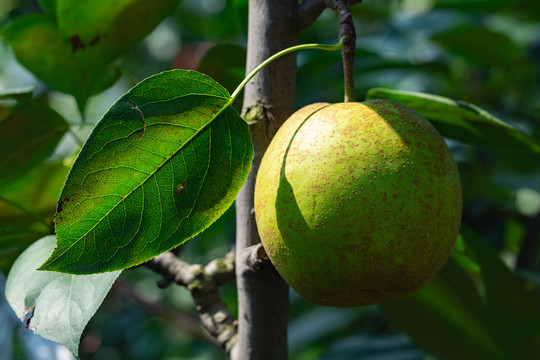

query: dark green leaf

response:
[0,162,69,272]
[366,88,540,152]
[2,0,180,112]
[198,44,246,94]
[1,14,120,112]
[433,0,517,12]
[56,0,181,62]
[0,102,68,188]
[383,256,505,360]
[38,0,57,15]
[0,162,69,224]
[0,224,49,274]
[461,227,540,358]
[431,26,525,68]
[5,236,120,357]
[383,229,540,359]
[40,70,253,274]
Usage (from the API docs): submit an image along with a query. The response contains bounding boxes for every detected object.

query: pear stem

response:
[230,40,344,103]
[330,0,357,102]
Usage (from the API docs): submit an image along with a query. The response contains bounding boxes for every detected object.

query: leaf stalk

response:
[230,39,344,103]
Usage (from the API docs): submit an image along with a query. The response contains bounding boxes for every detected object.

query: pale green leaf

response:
[0,101,68,188]
[5,236,120,357]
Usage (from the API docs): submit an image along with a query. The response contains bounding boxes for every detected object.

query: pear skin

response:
[254,100,462,307]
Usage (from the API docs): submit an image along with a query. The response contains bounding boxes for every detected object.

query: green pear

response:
[254,100,462,307]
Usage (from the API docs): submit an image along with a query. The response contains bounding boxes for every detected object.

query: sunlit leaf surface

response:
[40,70,253,274]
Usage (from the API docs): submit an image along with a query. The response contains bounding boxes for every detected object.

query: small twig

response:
[144,252,237,355]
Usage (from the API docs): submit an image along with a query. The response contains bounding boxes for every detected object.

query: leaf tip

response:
[37,250,62,273]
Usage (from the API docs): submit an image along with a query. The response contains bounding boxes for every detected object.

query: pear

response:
[254,100,462,307]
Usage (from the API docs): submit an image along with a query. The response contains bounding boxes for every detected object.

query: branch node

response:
[144,252,237,354]
[244,243,275,274]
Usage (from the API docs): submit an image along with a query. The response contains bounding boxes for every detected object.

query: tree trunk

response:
[233,1,301,359]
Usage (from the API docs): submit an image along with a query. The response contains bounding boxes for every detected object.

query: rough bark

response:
[233,1,302,359]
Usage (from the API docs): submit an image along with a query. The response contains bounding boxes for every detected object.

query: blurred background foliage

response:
[1,0,540,359]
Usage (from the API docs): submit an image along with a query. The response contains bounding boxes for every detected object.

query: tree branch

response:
[233,1,302,359]
[298,0,327,29]
[298,0,363,31]
[144,251,237,355]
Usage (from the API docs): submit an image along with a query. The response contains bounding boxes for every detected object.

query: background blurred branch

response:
[144,251,237,355]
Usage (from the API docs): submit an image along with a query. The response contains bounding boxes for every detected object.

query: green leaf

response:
[0,162,68,272]
[0,162,69,225]
[432,27,525,68]
[383,229,540,359]
[5,235,120,357]
[460,227,540,358]
[38,0,57,15]
[0,224,49,274]
[0,101,69,188]
[56,0,181,62]
[434,0,517,13]
[383,256,505,360]
[40,70,253,274]
[0,162,69,272]
[3,1,181,112]
[366,88,540,152]
[198,44,247,94]
[1,14,120,112]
